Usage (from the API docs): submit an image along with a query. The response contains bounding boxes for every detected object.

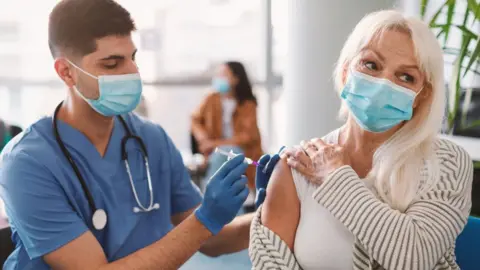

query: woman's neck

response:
[340,117,401,155]
[222,90,235,99]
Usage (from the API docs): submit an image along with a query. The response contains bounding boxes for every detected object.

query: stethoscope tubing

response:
[52,101,157,230]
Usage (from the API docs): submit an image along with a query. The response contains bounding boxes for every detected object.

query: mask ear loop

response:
[65,59,98,80]
[415,85,425,97]
[65,59,101,103]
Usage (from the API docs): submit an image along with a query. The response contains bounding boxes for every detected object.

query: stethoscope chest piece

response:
[53,101,159,231]
[92,209,107,230]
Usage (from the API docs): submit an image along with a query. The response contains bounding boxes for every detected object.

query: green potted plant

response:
[421,0,480,169]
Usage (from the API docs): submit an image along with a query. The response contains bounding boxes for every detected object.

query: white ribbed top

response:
[249,130,473,270]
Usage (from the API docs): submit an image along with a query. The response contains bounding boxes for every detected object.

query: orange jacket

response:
[191,92,263,188]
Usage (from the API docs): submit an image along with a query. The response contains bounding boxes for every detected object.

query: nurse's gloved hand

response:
[255,146,285,209]
[195,155,249,235]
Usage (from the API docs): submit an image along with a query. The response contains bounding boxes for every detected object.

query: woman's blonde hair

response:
[333,10,445,212]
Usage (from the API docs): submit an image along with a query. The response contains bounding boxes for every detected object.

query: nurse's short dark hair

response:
[48,0,136,58]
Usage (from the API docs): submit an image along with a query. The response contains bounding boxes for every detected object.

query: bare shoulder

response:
[263,159,298,217]
[261,158,300,249]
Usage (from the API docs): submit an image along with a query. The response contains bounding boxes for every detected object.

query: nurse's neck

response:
[59,96,114,157]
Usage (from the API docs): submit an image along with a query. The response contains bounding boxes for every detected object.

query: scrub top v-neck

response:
[0,113,203,270]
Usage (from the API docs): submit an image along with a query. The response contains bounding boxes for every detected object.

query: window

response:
[0,0,287,152]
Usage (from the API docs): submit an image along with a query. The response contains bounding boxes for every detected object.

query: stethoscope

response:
[52,102,159,230]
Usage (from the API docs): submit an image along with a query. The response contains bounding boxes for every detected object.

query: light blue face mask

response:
[68,60,143,117]
[341,70,418,133]
[212,77,230,94]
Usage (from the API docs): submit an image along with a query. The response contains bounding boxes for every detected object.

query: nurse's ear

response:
[54,58,76,88]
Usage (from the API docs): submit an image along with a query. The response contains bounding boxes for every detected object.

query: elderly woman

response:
[249,10,473,270]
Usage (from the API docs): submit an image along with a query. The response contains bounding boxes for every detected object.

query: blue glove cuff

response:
[194,207,223,235]
[255,188,267,209]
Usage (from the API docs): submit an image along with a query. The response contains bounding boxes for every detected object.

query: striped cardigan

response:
[249,138,473,269]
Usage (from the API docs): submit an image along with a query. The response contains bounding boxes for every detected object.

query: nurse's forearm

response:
[200,213,253,257]
[102,214,212,270]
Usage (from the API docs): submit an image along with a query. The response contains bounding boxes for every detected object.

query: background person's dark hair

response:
[48,0,136,58]
[226,61,257,105]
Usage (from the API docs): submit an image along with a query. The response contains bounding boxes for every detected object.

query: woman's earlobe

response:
[342,68,347,85]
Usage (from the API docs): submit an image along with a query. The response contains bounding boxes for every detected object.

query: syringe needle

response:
[214,147,263,167]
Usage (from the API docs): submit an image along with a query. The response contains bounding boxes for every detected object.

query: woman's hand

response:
[281,138,350,184]
[199,139,216,155]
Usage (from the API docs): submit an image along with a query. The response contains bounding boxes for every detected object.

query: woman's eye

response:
[363,61,377,70]
[399,73,414,83]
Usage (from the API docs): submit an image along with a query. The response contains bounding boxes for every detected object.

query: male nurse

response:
[0,0,280,269]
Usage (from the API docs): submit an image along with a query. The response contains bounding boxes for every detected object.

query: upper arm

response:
[191,95,212,142]
[191,94,211,123]
[0,153,91,260]
[261,159,300,250]
[43,231,108,270]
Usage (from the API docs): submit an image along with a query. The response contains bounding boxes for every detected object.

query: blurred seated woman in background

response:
[0,119,21,153]
[0,121,12,153]
[249,10,473,270]
[0,119,21,220]
[191,61,262,199]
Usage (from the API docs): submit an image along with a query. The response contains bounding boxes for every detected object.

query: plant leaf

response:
[431,23,447,28]
[421,0,429,19]
[474,161,480,169]
[429,0,448,28]
[432,24,478,40]
[448,57,461,130]
[455,25,478,39]
[448,34,472,131]
[467,0,480,21]
[446,64,480,76]
[444,0,456,43]
[463,39,480,77]
[464,119,480,129]
[460,88,473,127]
[437,28,446,39]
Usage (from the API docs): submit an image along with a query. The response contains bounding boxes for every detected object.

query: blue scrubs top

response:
[0,113,203,269]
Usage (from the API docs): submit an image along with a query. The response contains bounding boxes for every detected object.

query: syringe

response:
[214,147,263,167]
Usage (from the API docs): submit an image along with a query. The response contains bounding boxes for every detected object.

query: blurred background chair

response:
[0,227,14,267]
[8,125,22,138]
[455,216,480,270]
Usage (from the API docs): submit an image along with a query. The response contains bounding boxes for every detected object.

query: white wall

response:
[278,0,397,147]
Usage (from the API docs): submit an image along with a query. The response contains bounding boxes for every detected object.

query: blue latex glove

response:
[195,155,249,235]
[255,146,285,209]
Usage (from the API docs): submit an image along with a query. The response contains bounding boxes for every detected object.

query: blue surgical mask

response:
[341,70,418,133]
[68,60,143,117]
[212,78,230,93]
